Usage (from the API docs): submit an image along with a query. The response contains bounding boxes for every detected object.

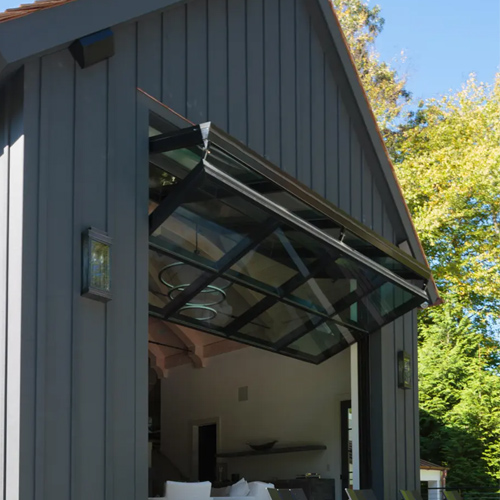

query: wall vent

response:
[238,386,248,402]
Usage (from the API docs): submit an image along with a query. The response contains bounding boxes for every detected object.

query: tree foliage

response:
[393,77,500,324]
[419,304,500,486]
[332,0,410,134]
[396,77,500,486]
[334,0,500,486]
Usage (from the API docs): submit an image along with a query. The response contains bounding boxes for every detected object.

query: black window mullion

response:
[328,275,386,320]
[224,255,331,335]
[274,315,328,351]
[204,161,428,301]
[149,161,205,235]
[149,124,206,153]
[160,219,279,318]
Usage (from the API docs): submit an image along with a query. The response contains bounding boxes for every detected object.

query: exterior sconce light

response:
[398,351,412,389]
[81,227,112,302]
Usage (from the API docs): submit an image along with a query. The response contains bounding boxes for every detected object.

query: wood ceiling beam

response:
[148,344,168,379]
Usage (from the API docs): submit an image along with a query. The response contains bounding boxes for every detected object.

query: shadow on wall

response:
[149,448,189,497]
[419,409,496,489]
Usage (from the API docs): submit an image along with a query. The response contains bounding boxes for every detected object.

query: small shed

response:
[420,459,448,500]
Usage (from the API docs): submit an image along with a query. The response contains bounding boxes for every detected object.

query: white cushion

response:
[216,497,255,500]
[248,482,274,500]
[229,478,250,497]
[211,486,231,497]
[165,481,212,500]
[215,497,254,500]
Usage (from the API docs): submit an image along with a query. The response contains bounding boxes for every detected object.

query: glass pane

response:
[149,113,205,182]
[149,164,180,213]
[284,320,349,357]
[342,231,421,279]
[209,147,340,230]
[147,136,428,364]
[237,303,321,344]
[174,281,266,328]
[331,281,420,333]
[149,249,266,328]
[230,229,302,289]
[149,147,205,187]
[207,145,422,281]
[208,146,262,185]
[230,224,335,292]
[274,227,386,319]
[89,240,110,292]
[151,175,271,264]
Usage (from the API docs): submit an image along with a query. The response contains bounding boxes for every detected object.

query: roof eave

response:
[306,0,440,305]
[0,0,187,79]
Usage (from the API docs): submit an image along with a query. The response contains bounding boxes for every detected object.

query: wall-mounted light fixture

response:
[398,350,412,389]
[81,227,112,303]
[69,28,115,69]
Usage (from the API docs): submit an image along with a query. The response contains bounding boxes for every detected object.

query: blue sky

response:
[375,0,500,101]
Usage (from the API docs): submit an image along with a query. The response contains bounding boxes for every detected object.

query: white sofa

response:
[151,480,212,500]
[211,480,275,500]
[148,479,274,500]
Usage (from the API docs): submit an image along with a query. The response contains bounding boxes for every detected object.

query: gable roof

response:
[420,459,448,471]
[0,0,439,305]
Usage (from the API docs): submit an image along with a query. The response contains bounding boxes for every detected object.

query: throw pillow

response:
[230,478,250,497]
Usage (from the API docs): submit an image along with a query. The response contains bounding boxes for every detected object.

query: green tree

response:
[334,0,500,484]
[419,304,500,486]
[397,77,500,486]
[332,0,410,134]
[394,77,500,324]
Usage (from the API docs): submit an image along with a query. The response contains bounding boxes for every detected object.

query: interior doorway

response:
[198,424,217,482]
[191,419,219,482]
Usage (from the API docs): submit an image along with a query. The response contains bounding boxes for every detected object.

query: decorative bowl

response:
[246,440,278,451]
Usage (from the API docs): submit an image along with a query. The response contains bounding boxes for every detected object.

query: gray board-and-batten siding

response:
[0,0,419,499]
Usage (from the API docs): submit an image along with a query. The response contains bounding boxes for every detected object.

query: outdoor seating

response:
[401,490,423,500]
[164,480,212,500]
[345,489,379,500]
[268,488,309,500]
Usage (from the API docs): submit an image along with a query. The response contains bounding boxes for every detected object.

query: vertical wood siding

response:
[137,0,397,240]
[21,22,148,500]
[0,71,36,500]
[17,1,417,499]
[368,310,420,500]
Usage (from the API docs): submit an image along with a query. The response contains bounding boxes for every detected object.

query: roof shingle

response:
[420,459,448,471]
[0,0,75,24]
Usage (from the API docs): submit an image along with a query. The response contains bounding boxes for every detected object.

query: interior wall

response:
[161,347,350,499]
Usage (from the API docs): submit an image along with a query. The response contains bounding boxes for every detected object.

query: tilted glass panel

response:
[350,282,417,332]
[284,320,350,359]
[230,229,303,289]
[149,248,266,328]
[237,303,322,344]
[151,174,271,264]
[148,113,431,286]
[149,117,205,183]
[206,145,424,282]
[149,147,205,188]
[147,145,428,363]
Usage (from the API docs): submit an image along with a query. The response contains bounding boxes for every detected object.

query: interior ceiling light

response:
[157,224,232,321]
[158,261,228,321]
